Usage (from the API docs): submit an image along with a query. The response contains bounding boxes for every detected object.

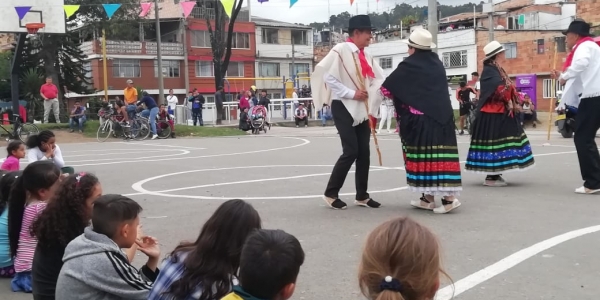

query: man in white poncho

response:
[310,15,385,210]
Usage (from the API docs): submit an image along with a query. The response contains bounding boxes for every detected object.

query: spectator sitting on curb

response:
[294,104,308,128]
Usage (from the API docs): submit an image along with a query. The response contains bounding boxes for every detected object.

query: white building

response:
[253,16,314,98]
[368,28,477,109]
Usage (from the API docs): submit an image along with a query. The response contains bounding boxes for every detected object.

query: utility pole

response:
[291,39,296,87]
[427,0,438,53]
[155,0,165,104]
[488,0,494,42]
[180,18,190,121]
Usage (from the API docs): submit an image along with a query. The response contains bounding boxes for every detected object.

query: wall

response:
[577,0,600,28]
[186,18,256,94]
[89,59,185,93]
[476,29,568,111]
[255,27,313,59]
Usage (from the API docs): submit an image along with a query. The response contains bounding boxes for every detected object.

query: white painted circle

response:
[130,165,408,200]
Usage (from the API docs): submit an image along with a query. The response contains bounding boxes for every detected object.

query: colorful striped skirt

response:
[399,110,462,196]
[465,112,535,174]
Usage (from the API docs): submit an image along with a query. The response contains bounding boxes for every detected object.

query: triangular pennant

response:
[219,0,234,18]
[102,4,122,19]
[63,5,81,18]
[139,3,152,17]
[180,1,197,18]
[350,0,354,5]
[14,6,32,21]
[290,0,298,7]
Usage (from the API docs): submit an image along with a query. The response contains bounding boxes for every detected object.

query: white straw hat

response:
[402,28,436,50]
[483,41,505,61]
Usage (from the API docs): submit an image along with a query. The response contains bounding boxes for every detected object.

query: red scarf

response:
[346,38,375,79]
[563,37,594,72]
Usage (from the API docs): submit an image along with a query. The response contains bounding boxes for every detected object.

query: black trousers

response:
[295,117,308,126]
[324,100,371,200]
[574,96,600,189]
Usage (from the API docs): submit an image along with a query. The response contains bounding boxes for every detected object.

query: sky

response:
[248,0,478,24]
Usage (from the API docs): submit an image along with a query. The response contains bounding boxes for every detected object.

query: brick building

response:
[576,0,600,32]
[476,30,568,111]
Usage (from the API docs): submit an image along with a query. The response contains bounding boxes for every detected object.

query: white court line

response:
[434,225,600,300]
[63,149,185,158]
[117,142,206,150]
[66,150,191,163]
[66,137,310,167]
[126,165,407,199]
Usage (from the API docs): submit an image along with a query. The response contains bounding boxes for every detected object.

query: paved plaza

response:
[0,126,599,300]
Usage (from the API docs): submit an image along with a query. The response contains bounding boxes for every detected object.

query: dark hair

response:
[32,173,100,248]
[142,91,149,97]
[459,81,466,88]
[8,161,60,257]
[75,100,80,104]
[0,171,21,215]
[471,72,479,76]
[116,100,125,107]
[6,140,23,158]
[218,86,223,90]
[165,199,262,300]
[408,46,431,53]
[261,89,267,93]
[239,229,305,299]
[92,194,142,238]
[25,130,55,149]
[484,54,498,63]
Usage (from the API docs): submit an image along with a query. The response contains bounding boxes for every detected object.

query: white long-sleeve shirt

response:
[166,95,178,110]
[323,42,359,101]
[560,40,600,99]
[27,145,65,168]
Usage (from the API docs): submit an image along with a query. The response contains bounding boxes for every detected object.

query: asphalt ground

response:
[0,126,599,300]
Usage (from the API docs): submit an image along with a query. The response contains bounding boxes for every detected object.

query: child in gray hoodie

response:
[55,194,161,300]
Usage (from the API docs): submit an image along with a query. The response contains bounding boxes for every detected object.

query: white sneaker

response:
[151,134,158,140]
[484,176,507,187]
[433,199,461,214]
[575,186,600,194]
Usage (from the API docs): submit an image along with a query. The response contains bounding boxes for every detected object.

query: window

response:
[259,62,280,77]
[537,39,545,54]
[231,33,250,49]
[262,28,278,44]
[154,60,180,77]
[502,43,517,59]
[272,93,282,99]
[441,50,468,68]
[83,62,92,80]
[191,30,210,48]
[291,30,308,45]
[112,59,140,78]
[226,62,244,77]
[543,78,564,99]
[556,37,567,53]
[289,63,310,77]
[196,61,213,77]
[379,57,393,69]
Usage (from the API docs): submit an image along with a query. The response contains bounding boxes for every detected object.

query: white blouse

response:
[27,145,65,168]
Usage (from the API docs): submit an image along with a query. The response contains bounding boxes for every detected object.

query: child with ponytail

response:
[0,171,21,278]
[8,161,61,293]
[358,217,451,300]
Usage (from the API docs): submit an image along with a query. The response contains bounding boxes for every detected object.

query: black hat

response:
[344,15,376,32]
[563,19,592,36]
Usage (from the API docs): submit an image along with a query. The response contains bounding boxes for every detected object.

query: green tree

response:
[0,51,12,100]
[19,68,44,121]
[204,0,245,125]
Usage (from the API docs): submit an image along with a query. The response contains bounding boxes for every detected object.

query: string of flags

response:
[12,0,238,22]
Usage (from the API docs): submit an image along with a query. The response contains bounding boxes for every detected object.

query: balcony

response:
[190,7,250,22]
[79,40,184,56]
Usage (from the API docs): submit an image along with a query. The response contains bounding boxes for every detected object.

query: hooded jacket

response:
[221,285,267,300]
[55,227,159,300]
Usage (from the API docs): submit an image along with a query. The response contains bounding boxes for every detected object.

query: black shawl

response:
[476,62,505,112]
[381,51,453,125]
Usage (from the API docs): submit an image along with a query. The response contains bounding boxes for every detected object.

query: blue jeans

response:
[141,107,159,135]
[69,116,86,130]
[127,105,137,120]
[321,114,332,125]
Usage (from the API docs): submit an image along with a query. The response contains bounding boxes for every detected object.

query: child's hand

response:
[136,236,160,259]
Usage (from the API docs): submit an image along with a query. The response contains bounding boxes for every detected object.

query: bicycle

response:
[0,114,39,142]
[96,111,136,142]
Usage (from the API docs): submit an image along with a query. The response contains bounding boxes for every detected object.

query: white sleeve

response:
[27,147,41,163]
[52,145,65,168]
[324,73,355,100]
[561,42,592,81]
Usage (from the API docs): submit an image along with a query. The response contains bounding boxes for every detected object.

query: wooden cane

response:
[352,58,383,166]
[546,42,558,141]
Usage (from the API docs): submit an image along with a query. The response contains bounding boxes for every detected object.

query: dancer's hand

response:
[559,78,566,86]
[353,90,368,101]
[550,69,560,79]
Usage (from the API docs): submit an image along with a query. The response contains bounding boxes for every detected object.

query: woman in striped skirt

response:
[381,29,461,214]
[465,41,535,185]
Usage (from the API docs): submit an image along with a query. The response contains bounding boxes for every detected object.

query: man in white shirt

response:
[166,89,178,115]
[310,15,385,210]
[553,19,600,194]
[294,104,308,127]
[469,71,480,104]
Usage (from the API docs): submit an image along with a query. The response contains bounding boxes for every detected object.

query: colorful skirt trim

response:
[465,112,535,174]
[399,109,462,196]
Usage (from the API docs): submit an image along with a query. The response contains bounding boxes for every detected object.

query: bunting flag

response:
[102,3,121,19]
[258,0,269,3]
[219,0,235,18]
[180,1,197,18]
[63,5,80,18]
[139,3,152,17]
[350,0,354,5]
[290,0,298,8]
[14,6,32,21]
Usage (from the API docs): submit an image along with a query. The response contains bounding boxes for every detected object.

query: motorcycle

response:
[554,91,578,138]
